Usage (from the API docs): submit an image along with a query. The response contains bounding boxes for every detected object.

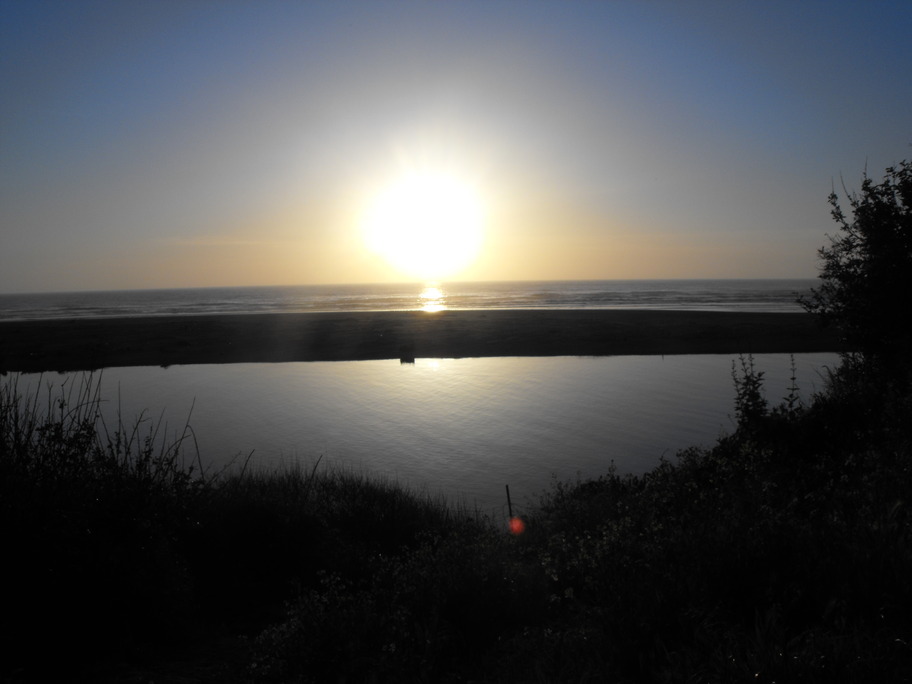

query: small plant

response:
[732,354,768,431]
[778,354,803,419]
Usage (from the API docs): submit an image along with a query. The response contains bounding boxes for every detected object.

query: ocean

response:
[0,279,815,320]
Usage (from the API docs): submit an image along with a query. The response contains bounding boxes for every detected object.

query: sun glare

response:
[361,171,485,280]
[419,286,446,312]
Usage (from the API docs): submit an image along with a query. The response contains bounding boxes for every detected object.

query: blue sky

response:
[1,0,910,292]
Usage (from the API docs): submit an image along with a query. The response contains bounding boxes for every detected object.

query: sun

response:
[360,171,485,280]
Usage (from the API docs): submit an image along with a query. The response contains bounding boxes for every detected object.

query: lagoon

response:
[14,353,837,517]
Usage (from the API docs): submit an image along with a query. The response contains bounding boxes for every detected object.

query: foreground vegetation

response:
[1,352,910,682]
[2,161,910,681]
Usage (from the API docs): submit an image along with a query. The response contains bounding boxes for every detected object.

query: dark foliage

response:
[3,353,911,682]
[800,160,912,368]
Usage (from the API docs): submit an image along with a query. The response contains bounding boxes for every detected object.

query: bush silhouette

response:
[800,159,912,369]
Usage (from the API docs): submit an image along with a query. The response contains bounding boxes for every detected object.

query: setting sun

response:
[361,171,485,280]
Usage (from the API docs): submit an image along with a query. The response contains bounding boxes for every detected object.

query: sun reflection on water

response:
[419,286,446,312]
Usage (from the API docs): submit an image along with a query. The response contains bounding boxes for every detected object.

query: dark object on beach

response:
[399,343,416,364]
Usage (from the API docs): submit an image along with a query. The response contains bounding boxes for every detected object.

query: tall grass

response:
[1,374,209,680]
[0,373,478,681]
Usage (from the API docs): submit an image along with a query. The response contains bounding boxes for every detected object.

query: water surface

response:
[14,353,836,517]
[0,279,815,320]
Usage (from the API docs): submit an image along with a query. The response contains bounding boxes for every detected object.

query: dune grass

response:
[2,358,911,682]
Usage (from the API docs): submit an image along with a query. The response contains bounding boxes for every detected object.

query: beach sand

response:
[0,310,840,372]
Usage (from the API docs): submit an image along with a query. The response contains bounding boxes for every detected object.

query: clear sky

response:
[1,0,910,293]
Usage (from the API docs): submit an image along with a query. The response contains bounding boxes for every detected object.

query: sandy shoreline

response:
[0,310,840,372]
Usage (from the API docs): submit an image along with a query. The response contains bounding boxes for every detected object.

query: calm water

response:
[0,279,815,320]
[11,353,837,518]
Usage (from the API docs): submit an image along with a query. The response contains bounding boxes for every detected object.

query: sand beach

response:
[0,310,840,373]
